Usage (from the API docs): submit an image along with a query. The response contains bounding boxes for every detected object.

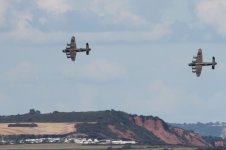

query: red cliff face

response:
[133,116,211,147]
[173,128,211,147]
[134,116,180,144]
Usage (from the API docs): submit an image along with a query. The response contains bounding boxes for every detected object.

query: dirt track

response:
[0,123,76,135]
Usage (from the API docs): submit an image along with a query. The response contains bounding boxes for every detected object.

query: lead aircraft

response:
[188,49,217,77]
[62,36,91,61]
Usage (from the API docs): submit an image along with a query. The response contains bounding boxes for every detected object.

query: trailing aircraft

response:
[188,48,217,77]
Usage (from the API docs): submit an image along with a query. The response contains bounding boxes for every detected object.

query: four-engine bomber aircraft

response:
[62,36,91,61]
[188,48,217,77]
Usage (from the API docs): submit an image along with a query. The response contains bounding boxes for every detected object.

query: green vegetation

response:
[0,109,133,123]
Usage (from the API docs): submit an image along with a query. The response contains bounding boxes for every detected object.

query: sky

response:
[0,0,226,123]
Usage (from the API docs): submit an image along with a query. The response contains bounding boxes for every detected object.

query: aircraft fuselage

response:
[188,62,216,66]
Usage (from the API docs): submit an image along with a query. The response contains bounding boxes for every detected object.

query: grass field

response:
[0,144,198,150]
[0,123,76,135]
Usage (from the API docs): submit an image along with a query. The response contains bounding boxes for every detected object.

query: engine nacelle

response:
[63,49,70,53]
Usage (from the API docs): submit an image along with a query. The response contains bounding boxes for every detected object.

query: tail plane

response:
[212,57,217,69]
[86,43,90,55]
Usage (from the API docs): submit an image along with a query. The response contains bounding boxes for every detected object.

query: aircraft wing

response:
[70,50,76,61]
[196,49,203,63]
[195,65,202,77]
[67,36,76,50]
[67,36,77,61]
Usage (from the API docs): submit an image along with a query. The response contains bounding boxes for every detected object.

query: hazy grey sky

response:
[0,0,226,123]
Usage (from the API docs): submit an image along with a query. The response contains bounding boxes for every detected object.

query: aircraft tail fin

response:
[212,57,216,69]
[86,43,90,55]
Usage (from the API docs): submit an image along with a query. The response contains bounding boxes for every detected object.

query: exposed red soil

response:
[133,116,211,147]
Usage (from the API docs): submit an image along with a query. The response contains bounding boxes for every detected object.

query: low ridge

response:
[0,109,218,147]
